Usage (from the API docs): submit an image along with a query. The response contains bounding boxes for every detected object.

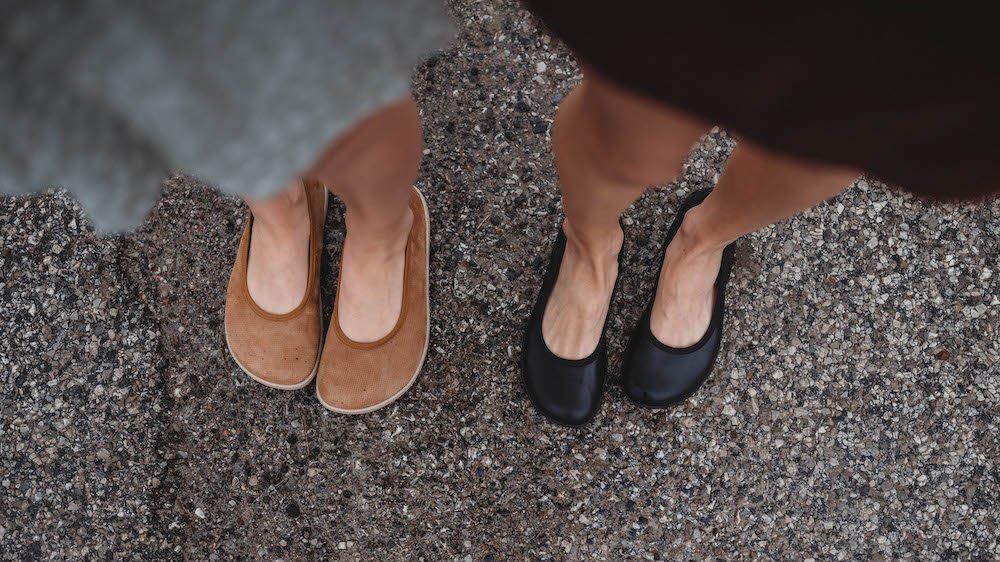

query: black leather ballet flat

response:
[522,228,622,426]
[622,189,736,408]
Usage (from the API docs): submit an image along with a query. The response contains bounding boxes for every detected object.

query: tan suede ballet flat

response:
[224,179,327,390]
[316,186,430,414]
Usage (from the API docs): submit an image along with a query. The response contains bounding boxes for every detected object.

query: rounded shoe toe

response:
[622,325,720,408]
[224,312,321,389]
[523,359,603,426]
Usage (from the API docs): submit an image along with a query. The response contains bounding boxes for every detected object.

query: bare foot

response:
[542,223,623,360]
[650,209,723,347]
[246,189,311,315]
[337,208,413,342]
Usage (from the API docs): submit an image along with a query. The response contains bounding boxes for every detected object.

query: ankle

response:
[675,205,729,257]
[563,219,623,264]
[561,220,622,290]
[253,212,310,247]
[344,207,413,257]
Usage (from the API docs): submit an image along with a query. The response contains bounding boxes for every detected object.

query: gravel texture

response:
[0,193,171,559]
[2,1,999,560]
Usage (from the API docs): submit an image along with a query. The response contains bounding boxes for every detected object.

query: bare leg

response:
[245,180,311,314]
[308,97,422,342]
[547,70,860,356]
[653,142,859,346]
[245,97,422,342]
[544,73,707,359]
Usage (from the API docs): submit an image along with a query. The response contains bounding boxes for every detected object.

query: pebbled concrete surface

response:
[2,1,999,560]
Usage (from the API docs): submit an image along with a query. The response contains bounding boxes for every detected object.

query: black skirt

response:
[525,2,999,200]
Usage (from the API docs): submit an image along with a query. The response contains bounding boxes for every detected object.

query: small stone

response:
[2,6,998,559]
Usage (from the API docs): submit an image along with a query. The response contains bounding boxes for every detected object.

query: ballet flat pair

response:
[522,189,737,426]
[224,179,430,414]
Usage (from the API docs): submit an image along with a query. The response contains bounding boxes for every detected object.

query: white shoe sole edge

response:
[224,188,327,391]
[315,187,431,414]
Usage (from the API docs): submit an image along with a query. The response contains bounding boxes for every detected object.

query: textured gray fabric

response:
[0,0,453,231]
